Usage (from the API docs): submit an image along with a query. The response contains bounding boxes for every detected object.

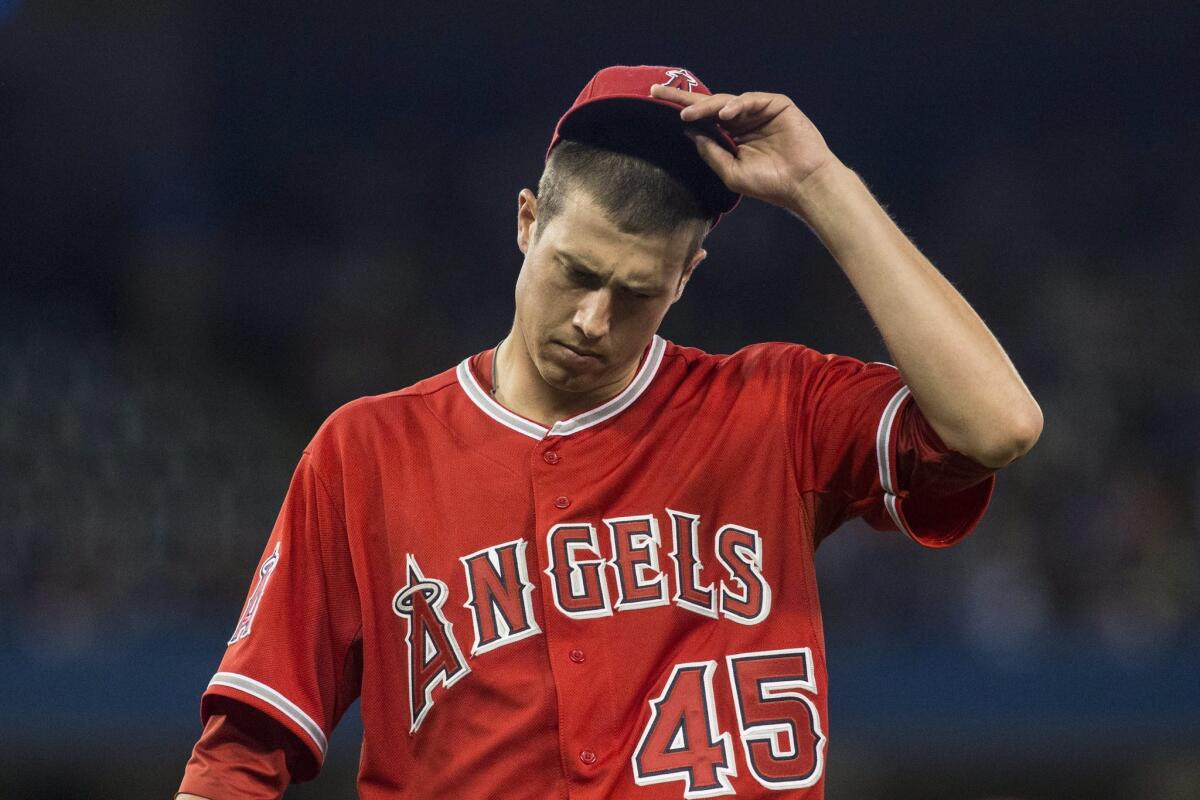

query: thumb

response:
[685,129,738,185]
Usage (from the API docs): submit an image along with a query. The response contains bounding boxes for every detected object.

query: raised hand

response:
[650,82,839,211]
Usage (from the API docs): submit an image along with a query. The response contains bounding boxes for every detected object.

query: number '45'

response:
[632,648,827,797]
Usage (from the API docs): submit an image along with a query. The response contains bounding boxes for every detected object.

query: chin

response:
[539,363,596,394]
[536,349,604,393]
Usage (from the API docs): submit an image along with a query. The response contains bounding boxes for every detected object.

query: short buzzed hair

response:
[536,139,710,258]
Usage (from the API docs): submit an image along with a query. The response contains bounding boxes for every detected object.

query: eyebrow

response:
[557,253,664,294]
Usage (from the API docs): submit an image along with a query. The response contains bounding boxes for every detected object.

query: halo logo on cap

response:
[658,68,699,92]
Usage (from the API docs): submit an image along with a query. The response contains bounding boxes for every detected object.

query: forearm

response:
[788,160,1042,467]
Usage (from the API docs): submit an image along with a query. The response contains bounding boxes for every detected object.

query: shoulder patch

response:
[228,541,281,645]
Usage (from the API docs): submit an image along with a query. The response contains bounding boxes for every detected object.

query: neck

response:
[493,327,640,427]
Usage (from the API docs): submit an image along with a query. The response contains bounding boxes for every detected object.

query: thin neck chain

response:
[490,340,503,396]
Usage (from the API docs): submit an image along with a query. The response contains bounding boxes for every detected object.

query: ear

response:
[517,188,538,254]
[672,248,707,303]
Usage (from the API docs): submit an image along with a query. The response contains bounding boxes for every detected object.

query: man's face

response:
[514,186,706,397]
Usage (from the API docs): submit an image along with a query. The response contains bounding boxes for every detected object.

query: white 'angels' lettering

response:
[667,509,718,619]
[459,538,541,656]
[715,525,771,625]
[392,554,470,733]
[392,509,775,733]
[606,514,670,611]
[545,522,614,619]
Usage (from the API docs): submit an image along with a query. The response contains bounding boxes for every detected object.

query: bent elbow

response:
[1006,404,1044,462]
[974,401,1044,468]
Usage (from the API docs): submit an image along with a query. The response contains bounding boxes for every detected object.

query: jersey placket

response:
[529,432,620,796]
[452,337,668,796]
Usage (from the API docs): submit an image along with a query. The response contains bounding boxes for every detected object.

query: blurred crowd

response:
[3,145,1196,667]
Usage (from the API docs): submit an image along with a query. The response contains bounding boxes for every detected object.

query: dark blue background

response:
[1,2,1196,797]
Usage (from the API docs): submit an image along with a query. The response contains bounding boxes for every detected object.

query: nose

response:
[573,289,611,342]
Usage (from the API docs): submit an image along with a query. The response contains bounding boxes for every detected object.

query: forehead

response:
[539,190,697,282]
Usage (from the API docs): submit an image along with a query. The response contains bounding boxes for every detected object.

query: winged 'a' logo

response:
[659,68,699,92]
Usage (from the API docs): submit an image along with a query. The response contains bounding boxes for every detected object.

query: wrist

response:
[784,157,855,220]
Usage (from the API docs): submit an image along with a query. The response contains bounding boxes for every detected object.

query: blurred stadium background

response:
[1,2,1197,798]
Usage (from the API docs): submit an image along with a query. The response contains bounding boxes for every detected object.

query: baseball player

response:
[177,65,1041,799]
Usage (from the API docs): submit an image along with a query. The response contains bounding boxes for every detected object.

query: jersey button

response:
[543,450,560,465]
[569,648,585,663]
[579,750,597,765]
[554,496,570,509]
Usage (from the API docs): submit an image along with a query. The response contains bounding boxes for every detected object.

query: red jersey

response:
[187,337,995,799]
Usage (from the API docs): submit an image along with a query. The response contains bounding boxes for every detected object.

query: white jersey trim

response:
[456,361,548,440]
[208,671,328,757]
[875,385,913,536]
[456,335,667,440]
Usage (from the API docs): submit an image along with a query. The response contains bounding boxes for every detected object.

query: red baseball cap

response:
[546,65,742,227]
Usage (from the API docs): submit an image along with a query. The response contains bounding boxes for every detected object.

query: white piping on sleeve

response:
[208,671,329,757]
[875,386,913,535]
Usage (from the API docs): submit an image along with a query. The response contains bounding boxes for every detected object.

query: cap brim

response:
[552,95,741,218]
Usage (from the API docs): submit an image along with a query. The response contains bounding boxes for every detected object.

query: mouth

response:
[553,341,604,363]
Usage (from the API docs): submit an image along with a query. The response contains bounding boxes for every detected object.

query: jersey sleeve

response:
[199,450,363,774]
[177,698,302,798]
[788,348,997,546]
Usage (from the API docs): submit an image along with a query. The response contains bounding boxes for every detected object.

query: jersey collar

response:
[456,335,667,441]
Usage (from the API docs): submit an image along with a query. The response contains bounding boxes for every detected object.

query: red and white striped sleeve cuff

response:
[205,671,328,764]
[874,386,996,548]
[875,386,914,537]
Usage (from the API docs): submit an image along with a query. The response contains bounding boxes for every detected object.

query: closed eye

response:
[562,260,657,298]
[621,283,661,300]
[568,266,602,290]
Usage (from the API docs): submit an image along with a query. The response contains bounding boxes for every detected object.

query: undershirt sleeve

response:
[176,699,303,799]
[877,389,997,546]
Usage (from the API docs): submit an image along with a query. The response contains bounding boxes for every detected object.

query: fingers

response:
[677,93,739,122]
[685,129,737,184]
[650,83,738,113]
[649,83,709,105]
[676,91,784,134]
[718,93,775,121]
[652,84,788,143]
